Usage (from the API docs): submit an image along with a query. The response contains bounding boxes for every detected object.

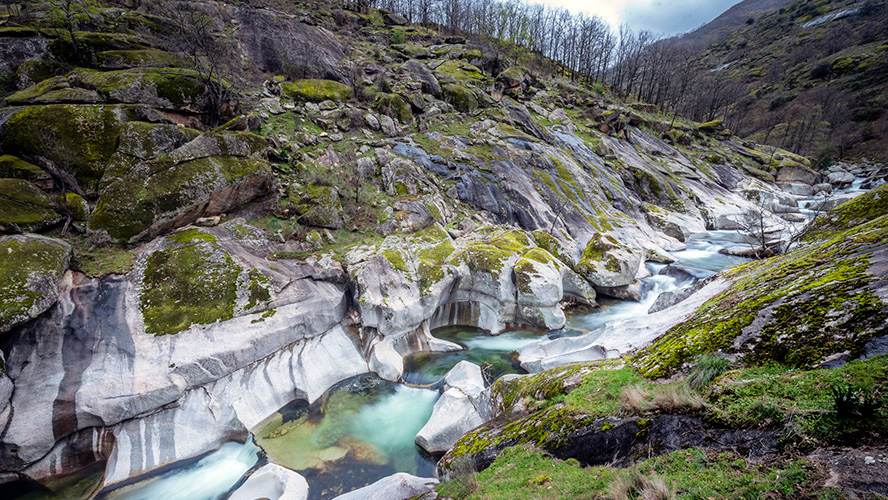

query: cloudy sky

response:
[544,0,745,36]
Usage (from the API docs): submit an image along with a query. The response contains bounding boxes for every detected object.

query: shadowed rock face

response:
[233,7,346,82]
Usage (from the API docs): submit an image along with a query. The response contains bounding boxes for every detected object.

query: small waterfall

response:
[99,440,260,500]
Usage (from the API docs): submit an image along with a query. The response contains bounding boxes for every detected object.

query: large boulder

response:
[0,234,71,333]
[0,155,51,185]
[88,131,275,242]
[401,60,442,98]
[229,464,309,500]
[776,165,819,185]
[7,68,206,109]
[333,473,438,500]
[282,79,351,103]
[0,179,63,232]
[415,361,494,454]
[0,104,136,194]
[576,233,642,288]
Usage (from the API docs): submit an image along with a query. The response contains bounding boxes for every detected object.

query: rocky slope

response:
[0,1,886,499]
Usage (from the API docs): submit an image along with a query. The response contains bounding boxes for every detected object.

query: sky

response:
[544,0,745,36]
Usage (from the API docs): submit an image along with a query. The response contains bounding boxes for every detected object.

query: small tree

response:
[45,0,101,64]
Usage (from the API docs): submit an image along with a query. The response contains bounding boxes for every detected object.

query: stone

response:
[827,171,855,187]
[415,362,493,454]
[364,113,381,131]
[333,473,438,500]
[282,79,352,103]
[0,234,71,333]
[289,184,345,229]
[379,114,399,136]
[776,165,819,185]
[0,179,63,232]
[778,182,814,196]
[88,131,275,243]
[357,156,378,178]
[0,155,51,184]
[229,464,309,500]
[648,286,695,314]
[401,60,442,97]
[576,233,642,289]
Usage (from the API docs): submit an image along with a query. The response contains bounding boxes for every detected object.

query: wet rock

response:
[597,280,643,301]
[0,234,71,333]
[648,286,694,314]
[827,171,855,187]
[415,361,493,454]
[576,233,642,289]
[229,464,309,500]
[333,473,438,500]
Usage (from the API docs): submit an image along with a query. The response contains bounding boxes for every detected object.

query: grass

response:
[439,445,824,500]
[64,234,136,277]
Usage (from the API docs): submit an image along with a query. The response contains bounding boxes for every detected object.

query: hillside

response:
[0,1,886,500]
[677,0,795,49]
[680,0,888,162]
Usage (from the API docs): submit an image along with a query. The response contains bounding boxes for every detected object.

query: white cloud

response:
[541,0,743,36]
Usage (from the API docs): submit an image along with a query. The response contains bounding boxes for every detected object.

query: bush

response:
[810,61,832,79]
[687,354,730,390]
[608,468,675,500]
[390,28,405,45]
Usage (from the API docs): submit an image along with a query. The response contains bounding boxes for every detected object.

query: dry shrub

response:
[608,468,675,500]
[620,384,704,415]
[620,384,652,414]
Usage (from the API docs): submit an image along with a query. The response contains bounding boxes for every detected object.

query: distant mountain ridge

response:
[677,0,796,49]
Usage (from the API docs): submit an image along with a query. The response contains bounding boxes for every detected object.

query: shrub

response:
[608,468,675,500]
[390,28,405,45]
[810,61,832,79]
[687,354,730,390]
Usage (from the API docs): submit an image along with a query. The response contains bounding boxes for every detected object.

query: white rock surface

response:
[229,464,309,500]
[333,472,438,500]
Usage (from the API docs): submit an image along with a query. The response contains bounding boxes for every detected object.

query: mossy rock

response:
[391,43,429,59]
[454,242,513,276]
[0,234,71,333]
[576,233,640,288]
[10,68,207,108]
[532,231,575,267]
[0,104,136,195]
[442,83,478,112]
[96,49,192,70]
[63,193,90,221]
[140,238,270,336]
[0,155,51,183]
[0,179,63,232]
[100,122,202,188]
[432,59,489,86]
[806,183,888,239]
[89,153,274,242]
[49,31,149,63]
[288,184,344,229]
[376,93,413,123]
[281,79,352,103]
[697,119,723,131]
[634,213,888,378]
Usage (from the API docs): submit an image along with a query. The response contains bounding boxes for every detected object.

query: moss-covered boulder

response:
[289,184,344,229]
[0,234,71,333]
[697,119,723,132]
[0,155,51,184]
[96,49,193,70]
[442,83,479,112]
[634,197,888,377]
[7,68,206,109]
[89,131,275,242]
[0,179,63,232]
[281,79,352,103]
[100,122,202,188]
[576,233,641,289]
[140,230,271,336]
[376,93,413,123]
[0,104,136,194]
[63,192,90,221]
[432,60,489,86]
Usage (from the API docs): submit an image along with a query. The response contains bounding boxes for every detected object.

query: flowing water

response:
[252,375,438,499]
[99,440,260,500]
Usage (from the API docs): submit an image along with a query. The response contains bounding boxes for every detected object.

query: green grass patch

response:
[65,235,136,277]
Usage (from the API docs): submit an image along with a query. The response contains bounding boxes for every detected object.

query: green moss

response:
[417,260,448,295]
[89,156,271,242]
[698,119,723,130]
[634,214,888,378]
[531,231,573,266]
[489,229,533,254]
[0,178,62,230]
[0,155,50,182]
[166,228,218,244]
[247,269,271,309]
[443,83,479,112]
[63,192,89,221]
[433,60,489,86]
[807,183,888,239]
[96,49,192,69]
[281,79,352,102]
[289,184,343,229]
[0,235,71,332]
[65,235,135,278]
[455,242,512,275]
[141,242,240,336]
[377,93,413,123]
[415,239,456,263]
[379,247,410,273]
[0,104,132,194]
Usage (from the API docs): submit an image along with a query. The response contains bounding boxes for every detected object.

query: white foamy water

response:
[101,440,260,500]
